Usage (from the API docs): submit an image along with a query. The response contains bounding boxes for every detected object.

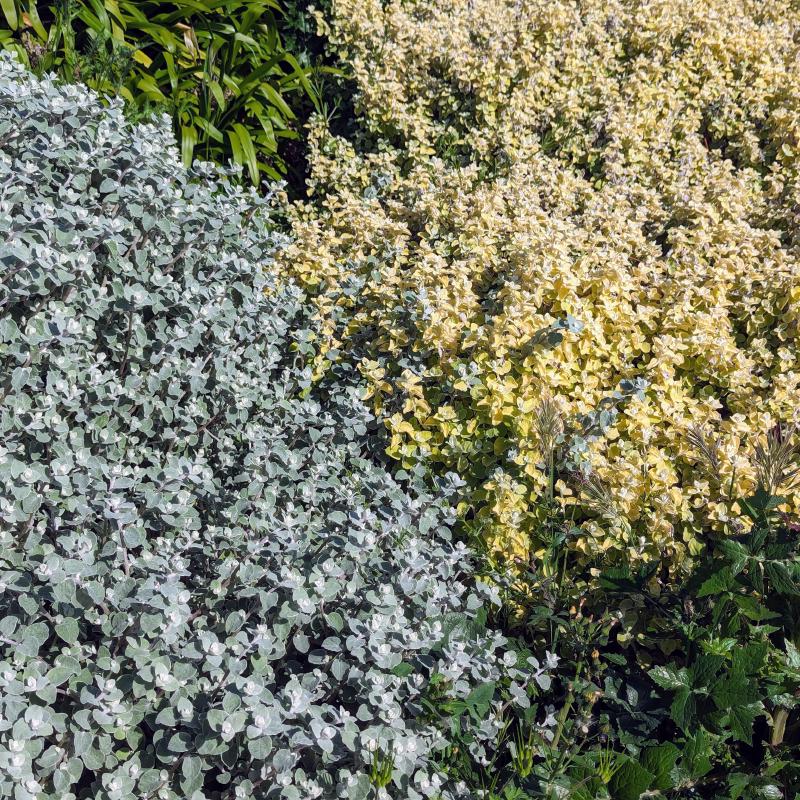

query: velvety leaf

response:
[55,618,80,645]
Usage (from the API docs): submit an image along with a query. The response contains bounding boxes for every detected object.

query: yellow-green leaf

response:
[132,49,152,67]
[1,0,18,30]
[181,124,197,168]
[231,122,258,184]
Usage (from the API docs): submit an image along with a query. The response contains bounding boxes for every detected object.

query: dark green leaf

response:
[609,758,655,800]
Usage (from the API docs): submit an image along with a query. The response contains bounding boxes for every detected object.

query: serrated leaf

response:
[727,703,763,745]
[698,566,735,597]
[732,642,768,676]
[766,561,800,595]
[609,757,655,800]
[712,672,760,709]
[786,640,800,668]
[670,687,696,731]
[680,729,713,780]
[649,665,690,690]
[692,654,725,689]
[640,743,680,791]
[733,594,779,622]
[718,539,750,575]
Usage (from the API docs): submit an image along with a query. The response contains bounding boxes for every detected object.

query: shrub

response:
[278,0,800,578]
[0,55,551,800]
[576,480,800,799]
[435,433,800,799]
[0,0,319,183]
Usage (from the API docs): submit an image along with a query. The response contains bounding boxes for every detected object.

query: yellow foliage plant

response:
[277,0,800,580]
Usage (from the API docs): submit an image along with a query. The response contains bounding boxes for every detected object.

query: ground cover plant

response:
[457,430,800,799]
[280,0,800,575]
[0,0,320,182]
[0,55,555,799]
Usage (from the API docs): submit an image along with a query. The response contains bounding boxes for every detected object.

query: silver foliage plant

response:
[0,55,553,800]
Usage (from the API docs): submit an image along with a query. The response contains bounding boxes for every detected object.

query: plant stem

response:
[550,660,583,753]
[771,706,789,747]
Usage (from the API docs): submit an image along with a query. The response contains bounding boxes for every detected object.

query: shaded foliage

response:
[0,0,320,183]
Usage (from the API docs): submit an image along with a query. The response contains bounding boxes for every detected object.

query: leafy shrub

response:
[457,428,800,799]
[269,2,800,790]
[0,55,552,799]
[572,483,800,800]
[278,0,800,577]
[638,481,800,798]
[0,0,319,182]
[422,452,800,786]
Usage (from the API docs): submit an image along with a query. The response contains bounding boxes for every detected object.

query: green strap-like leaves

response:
[0,0,319,183]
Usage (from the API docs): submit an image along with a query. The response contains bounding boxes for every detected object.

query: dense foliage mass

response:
[0,56,551,800]
[0,0,319,182]
[5,0,800,795]
[279,0,800,576]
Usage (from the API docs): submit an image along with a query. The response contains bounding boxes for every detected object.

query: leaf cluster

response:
[0,0,321,183]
